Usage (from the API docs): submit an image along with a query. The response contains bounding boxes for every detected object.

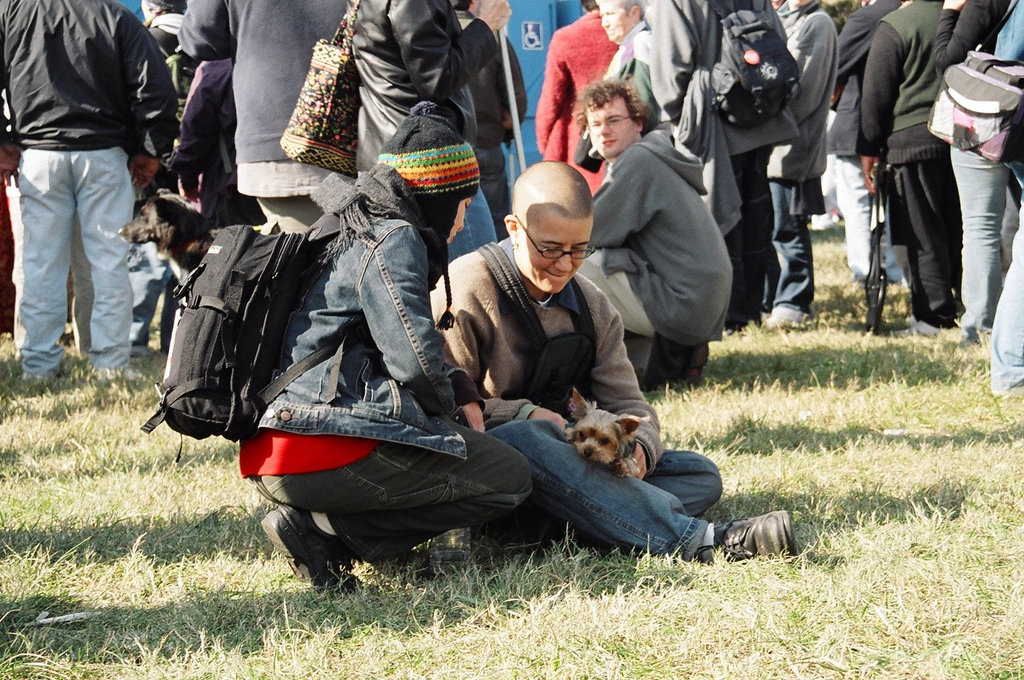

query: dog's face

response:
[119,190,215,275]
[564,387,645,477]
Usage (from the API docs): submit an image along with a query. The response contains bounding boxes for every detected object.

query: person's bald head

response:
[511,161,593,227]
[505,163,595,299]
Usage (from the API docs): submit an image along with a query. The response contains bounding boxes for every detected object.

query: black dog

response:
[119,190,219,278]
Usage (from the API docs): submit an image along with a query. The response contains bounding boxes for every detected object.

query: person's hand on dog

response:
[128,152,161,188]
[631,443,648,478]
[0,142,21,186]
[529,406,568,430]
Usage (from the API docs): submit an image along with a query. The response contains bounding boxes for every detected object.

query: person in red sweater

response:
[534,0,617,194]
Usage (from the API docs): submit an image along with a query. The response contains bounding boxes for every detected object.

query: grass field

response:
[2,227,1023,679]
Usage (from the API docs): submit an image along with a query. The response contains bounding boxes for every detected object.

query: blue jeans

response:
[991,162,1024,393]
[765,181,814,315]
[834,155,902,282]
[448,186,497,261]
[127,241,172,351]
[488,420,722,559]
[16,148,134,374]
[952,148,1009,342]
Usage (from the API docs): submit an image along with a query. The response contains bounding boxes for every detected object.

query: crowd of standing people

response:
[1,0,1022,590]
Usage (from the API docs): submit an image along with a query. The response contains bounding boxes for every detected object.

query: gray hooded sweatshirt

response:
[589,129,733,345]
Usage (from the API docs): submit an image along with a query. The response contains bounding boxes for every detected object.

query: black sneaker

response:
[261,505,356,591]
[715,510,798,561]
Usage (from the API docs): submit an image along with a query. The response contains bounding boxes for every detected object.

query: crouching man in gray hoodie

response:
[575,79,732,389]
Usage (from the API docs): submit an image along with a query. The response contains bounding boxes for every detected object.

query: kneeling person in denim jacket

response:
[434,161,797,563]
[241,105,532,590]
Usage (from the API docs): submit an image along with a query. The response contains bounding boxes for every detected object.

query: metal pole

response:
[498,27,527,175]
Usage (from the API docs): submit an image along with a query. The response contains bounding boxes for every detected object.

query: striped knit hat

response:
[379,102,480,329]
[378,102,479,201]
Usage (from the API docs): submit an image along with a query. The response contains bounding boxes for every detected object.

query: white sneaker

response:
[892,316,942,337]
[764,307,812,329]
[94,366,144,381]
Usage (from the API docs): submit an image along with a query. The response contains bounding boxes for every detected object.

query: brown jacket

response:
[432,248,666,465]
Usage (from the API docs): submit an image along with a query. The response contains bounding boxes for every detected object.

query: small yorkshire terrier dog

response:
[119,189,219,279]
[564,387,646,479]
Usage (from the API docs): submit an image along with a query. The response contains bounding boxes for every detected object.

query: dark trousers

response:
[724,145,774,330]
[477,145,511,240]
[889,157,963,328]
[764,180,814,314]
[253,423,532,561]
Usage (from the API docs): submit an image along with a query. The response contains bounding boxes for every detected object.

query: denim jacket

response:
[258,170,466,459]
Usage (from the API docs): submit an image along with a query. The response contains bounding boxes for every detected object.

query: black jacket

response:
[353,0,497,171]
[857,0,948,163]
[0,0,178,157]
[935,0,1013,72]
[456,9,528,150]
[828,0,899,156]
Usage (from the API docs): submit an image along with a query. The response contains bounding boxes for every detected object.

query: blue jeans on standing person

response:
[764,180,814,317]
[488,420,723,559]
[991,162,1024,393]
[952,148,1010,344]
[127,241,172,355]
[447,185,496,261]
[16,147,134,376]
[834,155,903,284]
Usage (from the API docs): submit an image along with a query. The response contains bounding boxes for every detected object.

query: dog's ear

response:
[616,415,645,437]
[566,386,589,421]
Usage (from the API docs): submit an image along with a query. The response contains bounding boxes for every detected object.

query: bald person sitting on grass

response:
[433,161,798,562]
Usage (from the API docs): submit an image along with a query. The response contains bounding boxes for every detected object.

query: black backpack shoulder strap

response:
[568,278,594,340]
[479,242,548,352]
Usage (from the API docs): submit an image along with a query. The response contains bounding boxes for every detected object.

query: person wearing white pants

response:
[0,0,178,379]
[16,148,136,375]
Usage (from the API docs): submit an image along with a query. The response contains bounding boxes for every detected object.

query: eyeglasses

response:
[513,215,594,260]
[587,114,634,131]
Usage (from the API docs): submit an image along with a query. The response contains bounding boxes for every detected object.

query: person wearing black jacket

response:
[829,0,903,287]
[0,0,178,380]
[858,0,963,335]
[935,0,1015,345]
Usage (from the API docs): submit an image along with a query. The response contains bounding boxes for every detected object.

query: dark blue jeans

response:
[764,180,814,315]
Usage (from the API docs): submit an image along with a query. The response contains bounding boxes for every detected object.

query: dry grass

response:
[2,228,1023,679]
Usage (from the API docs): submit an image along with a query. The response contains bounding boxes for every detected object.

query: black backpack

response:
[142,217,341,442]
[479,243,595,413]
[708,0,799,127]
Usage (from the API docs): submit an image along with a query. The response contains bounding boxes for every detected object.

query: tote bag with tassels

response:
[280,0,361,177]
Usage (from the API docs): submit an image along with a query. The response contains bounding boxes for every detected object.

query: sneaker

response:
[20,368,60,382]
[261,506,356,591]
[129,344,151,358]
[892,316,942,338]
[764,307,812,329]
[95,366,144,381]
[712,510,798,561]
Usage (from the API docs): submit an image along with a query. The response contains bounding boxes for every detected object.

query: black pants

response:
[724,145,774,330]
[253,423,532,561]
[888,157,963,328]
